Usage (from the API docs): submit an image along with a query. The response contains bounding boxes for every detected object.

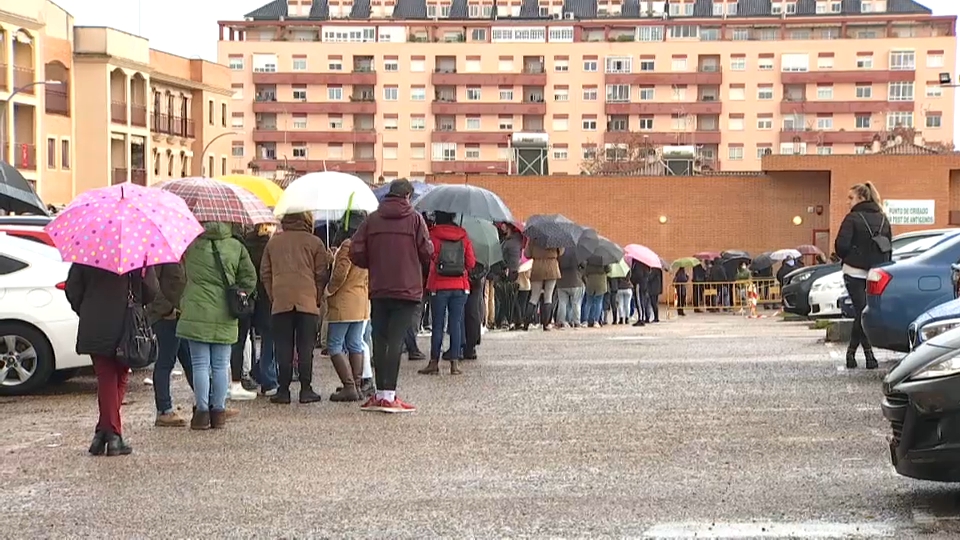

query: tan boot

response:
[418,359,440,375]
[348,352,364,394]
[155,411,187,427]
[450,359,462,375]
[329,353,360,402]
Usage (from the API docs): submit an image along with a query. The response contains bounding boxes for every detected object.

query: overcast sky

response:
[52,0,960,139]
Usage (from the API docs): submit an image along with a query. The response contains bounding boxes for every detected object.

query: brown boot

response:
[210,409,227,429]
[418,359,440,375]
[348,352,364,394]
[329,353,360,402]
[190,409,210,430]
[450,359,462,375]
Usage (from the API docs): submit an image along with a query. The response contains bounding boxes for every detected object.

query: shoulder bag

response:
[115,275,159,368]
[211,239,255,318]
[859,212,892,253]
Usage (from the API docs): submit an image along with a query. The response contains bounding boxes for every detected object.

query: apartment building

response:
[0,0,234,205]
[218,0,955,180]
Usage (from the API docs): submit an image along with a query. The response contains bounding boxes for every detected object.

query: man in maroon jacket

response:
[350,179,433,413]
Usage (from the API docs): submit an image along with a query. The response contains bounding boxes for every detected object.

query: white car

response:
[0,233,88,396]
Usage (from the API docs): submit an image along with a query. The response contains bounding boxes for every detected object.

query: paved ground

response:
[3,314,960,538]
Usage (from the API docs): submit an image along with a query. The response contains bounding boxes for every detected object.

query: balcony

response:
[431,69,547,86]
[45,87,69,116]
[780,70,916,84]
[604,101,722,115]
[431,100,546,116]
[431,160,509,174]
[9,142,36,170]
[151,113,195,138]
[250,158,377,174]
[111,101,127,124]
[251,72,377,85]
[431,131,510,144]
[778,129,877,145]
[605,68,722,86]
[778,99,914,114]
[12,67,34,92]
[0,64,6,90]
[131,168,147,186]
[131,105,147,127]
[251,130,378,144]
[603,131,722,145]
[252,100,376,115]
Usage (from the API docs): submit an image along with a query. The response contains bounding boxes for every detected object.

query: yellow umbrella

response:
[217,174,283,207]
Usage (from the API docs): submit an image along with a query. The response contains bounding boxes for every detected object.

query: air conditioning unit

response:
[551,13,562,20]
[563,12,575,20]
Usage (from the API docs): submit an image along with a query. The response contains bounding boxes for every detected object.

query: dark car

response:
[863,231,960,353]
[780,263,839,316]
[905,264,960,350]
[882,325,960,481]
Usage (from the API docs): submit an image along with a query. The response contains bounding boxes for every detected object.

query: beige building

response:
[218,0,956,180]
[0,1,234,205]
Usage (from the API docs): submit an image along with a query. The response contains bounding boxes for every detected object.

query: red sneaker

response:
[380,397,416,414]
[359,396,383,412]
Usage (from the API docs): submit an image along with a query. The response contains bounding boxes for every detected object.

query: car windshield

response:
[0,235,62,262]
[895,233,959,256]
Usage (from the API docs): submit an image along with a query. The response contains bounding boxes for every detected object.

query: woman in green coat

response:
[177,221,257,430]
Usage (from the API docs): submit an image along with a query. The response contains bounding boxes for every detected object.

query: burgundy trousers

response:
[92,355,129,436]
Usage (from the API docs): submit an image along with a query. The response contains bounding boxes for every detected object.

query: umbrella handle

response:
[344,192,355,230]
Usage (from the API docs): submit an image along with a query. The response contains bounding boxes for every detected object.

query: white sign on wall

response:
[884,199,936,225]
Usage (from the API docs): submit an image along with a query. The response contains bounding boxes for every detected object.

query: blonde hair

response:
[850,181,882,206]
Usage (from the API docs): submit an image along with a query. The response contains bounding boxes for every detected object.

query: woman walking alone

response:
[325,214,370,401]
[834,181,892,370]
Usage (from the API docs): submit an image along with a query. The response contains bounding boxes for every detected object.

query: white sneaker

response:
[228,382,257,401]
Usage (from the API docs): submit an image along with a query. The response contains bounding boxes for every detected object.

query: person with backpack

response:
[418,211,476,376]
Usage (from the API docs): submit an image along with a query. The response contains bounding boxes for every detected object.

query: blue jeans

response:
[152,318,192,414]
[430,289,468,360]
[328,321,365,354]
[586,294,604,324]
[188,341,231,412]
[253,328,278,391]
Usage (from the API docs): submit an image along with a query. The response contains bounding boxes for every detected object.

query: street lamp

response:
[1,80,63,163]
[200,130,243,176]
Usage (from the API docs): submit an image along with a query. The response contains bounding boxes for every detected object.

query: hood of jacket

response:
[378,196,415,220]
[851,200,883,214]
[431,223,468,242]
[201,221,233,240]
[280,212,314,233]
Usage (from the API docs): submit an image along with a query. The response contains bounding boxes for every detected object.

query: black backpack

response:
[436,239,466,277]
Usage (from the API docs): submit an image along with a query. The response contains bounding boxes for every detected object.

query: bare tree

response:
[580,132,661,175]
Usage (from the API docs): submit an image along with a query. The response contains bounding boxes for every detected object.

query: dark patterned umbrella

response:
[584,235,623,265]
[157,177,277,226]
[525,214,587,249]
[749,252,774,271]
[574,227,601,261]
[0,161,48,215]
[373,180,434,203]
[414,184,513,223]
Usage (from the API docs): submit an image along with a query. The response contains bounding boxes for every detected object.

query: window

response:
[817,145,833,155]
[816,85,833,100]
[232,84,243,100]
[781,53,810,72]
[782,115,804,131]
[669,2,694,16]
[888,82,914,101]
[855,114,871,129]
[582,117,597,131]
[583,60,598,72]
[887,112,914,129]
[757,85,773,100]
[231,141,244,157]
[328,59,343,70]
[384,59,399,72]
[498,58,514,71]
[856,54,873,69]
[221,157,227,176]
[383,86,398,100]
[292,144,307,159]
[466,116,481,130]
[327,144,343,159]
[890,51,916,71]
[410,116,425,130]
[817,56,834,69]
[728,116,744,131]
[927,52,945,68]
[328,115,343,129]
[730,56,746,71]
[432,142,457,161]
[582,146,597,160]
[605,57,632,73]
[671,87,686,100]
[498,116,513,130]
[637,26,664,42]
[286,113,304,129]
[498,88,514,101]
[293,57,307,71]
[608,117,628,131]
[328,86,343,100]
[638,116,654,130]
[554,87,568,102]
[757,116,773,130]
[411,87,426,101]
[671,57,687,71]
[411,144,426,160]
[779,142,807,155]
[729,86,745,100]
[221,103,227,127]
[382,146,398,160]
[758,57,774,71]
[61,139,70,169]
[208,100,214,124]
[229,56,244,70]
[46,138,56,168]
[728,146,744,161]
[410,59,425,72]
[816,116,833,130]
[855,84,872,98]
[926,84,943,98]
[252,53,277,72]
[606,84,630,102]
[855,145,869,155]
[471,28,486,42]
[926,113,942,129]
[669,25,698,39]
[582,87,598,101]
[549,27,574,42]
[464,145,480,159]
[638,87,654,101]
[466,87,481,101]
[381,117,399,131]
[757,145,773,159]
[232,113,244,129]
[553,147,568,160]
[554,59,569,72]
[639,60,655,72]
[292,86,307,101]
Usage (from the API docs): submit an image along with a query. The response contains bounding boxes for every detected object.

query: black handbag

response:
[115,276,159,369]
[210,239,255,319]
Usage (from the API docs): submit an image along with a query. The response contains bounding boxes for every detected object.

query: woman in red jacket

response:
[418,211,476,376]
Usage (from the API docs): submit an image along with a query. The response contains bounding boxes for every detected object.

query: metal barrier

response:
[662,279,781,312]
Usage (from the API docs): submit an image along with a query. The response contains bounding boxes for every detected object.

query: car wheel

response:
[0,323,55,396]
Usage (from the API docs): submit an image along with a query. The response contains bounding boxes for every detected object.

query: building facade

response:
[218,0,956,181]
[0,0,234,205]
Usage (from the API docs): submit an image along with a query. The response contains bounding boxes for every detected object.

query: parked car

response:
[0,215,54,246]
[863,230,960,353]
[839,295,855,318]
[881,324,960,482]
[780,263,840,316]
[905,264,960,350]
[0,233,87,396]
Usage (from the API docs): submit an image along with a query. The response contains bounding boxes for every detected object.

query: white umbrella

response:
[770,248,802,261]
[273,171,379,216]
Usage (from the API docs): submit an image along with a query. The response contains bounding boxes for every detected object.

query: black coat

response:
[692,265,707,282]
[834,200,893,271]
[65,265,159,357]
[647,268,664,296]
[674,268,689,283]
[708,264,727,283]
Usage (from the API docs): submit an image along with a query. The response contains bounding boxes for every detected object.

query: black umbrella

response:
[585,235,623,265]
[414,184,513,223]
[749,252,774,272]
[0,161,48,215]
[721,249,750,260]
[525,214,588,249]
[574,227,602,261]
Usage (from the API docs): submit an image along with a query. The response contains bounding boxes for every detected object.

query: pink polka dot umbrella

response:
[44,182,204,274]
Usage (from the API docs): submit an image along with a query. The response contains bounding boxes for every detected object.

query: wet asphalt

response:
[3,314,960,539]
